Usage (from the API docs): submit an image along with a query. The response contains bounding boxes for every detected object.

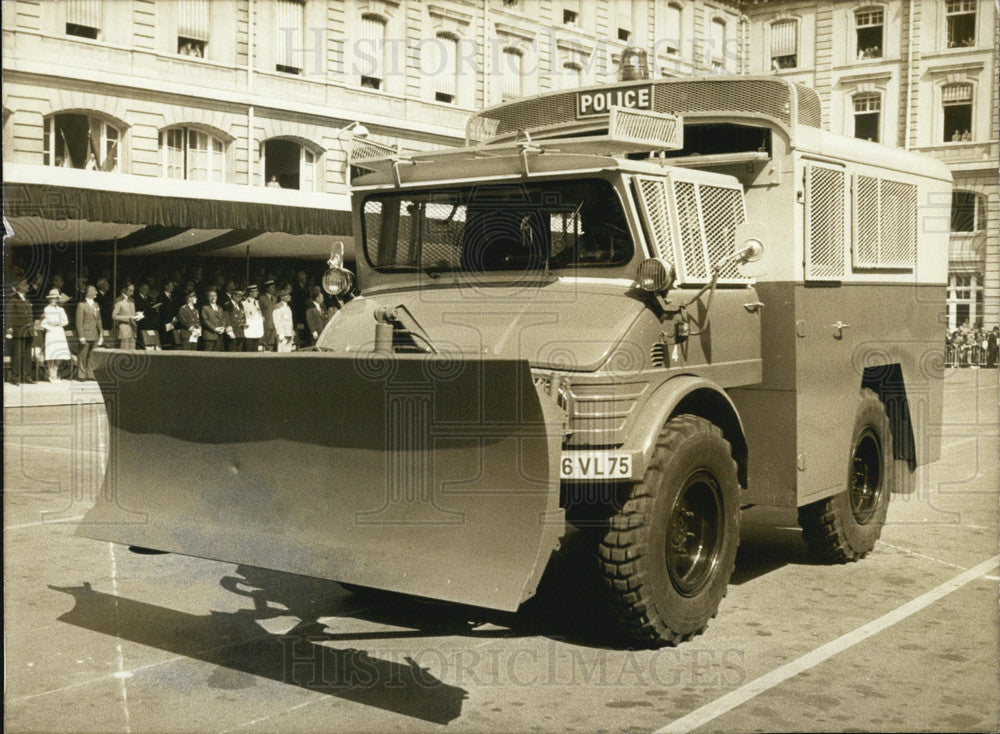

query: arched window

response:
[942,83,973,142]
[852,92,881,142]
[500,48,523,101]
[951,190,986,232]
[360,14,387,89]
[261,138,319,191]
[855,7,884,59]
[43,112,121,171]
[159,126,226,182]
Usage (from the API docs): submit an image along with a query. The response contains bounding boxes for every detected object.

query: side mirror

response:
[323,241,355,295]
[733,222,769,279]
[636,258,676,294]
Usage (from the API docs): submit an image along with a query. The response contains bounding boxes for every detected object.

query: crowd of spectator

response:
[946,324,999,368]
[4,261,350,384]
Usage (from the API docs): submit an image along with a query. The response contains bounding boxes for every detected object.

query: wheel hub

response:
[666,472,723,597]
[850,428,883,524]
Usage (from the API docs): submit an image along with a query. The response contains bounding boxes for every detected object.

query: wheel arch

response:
[861,363,916,475]
[623,376,748,488]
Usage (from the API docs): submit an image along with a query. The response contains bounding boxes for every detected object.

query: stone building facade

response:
[742,0,999,329]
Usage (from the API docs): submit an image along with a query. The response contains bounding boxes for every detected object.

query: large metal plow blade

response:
[79,350,565,611]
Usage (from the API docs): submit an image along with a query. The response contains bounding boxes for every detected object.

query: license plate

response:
[560,452,632,480]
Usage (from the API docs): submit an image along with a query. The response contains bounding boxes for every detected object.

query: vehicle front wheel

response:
[798,388,892,562]
[598,415,741,647]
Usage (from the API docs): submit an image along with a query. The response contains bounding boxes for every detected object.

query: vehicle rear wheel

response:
[598,415,741,647]
[798,388,892,562]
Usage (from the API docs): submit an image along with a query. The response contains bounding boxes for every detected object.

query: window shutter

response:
[276,0,304,69]
[179,0,210,40]
[665,5,681,42]
[771,20,797,57]
[438,35,458,96]
[501,50,522,100]
[362,15,385,79]
[66,0,102,29]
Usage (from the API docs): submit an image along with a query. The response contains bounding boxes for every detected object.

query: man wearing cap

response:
[112,283,142,350]
[259,279,278,351]
[176,291,201,350]
[242,285,264,352]
[75,285,103,380]
[5,277,36,385]
[200,289,226,351]
[224,287,247,351]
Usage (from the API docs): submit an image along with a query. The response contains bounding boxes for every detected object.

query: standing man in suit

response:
[176,291,201,350]
[112,283,141,350]
[259,279,278,351]
[305,286,331,346]
[5,277,36,385]
[95,276,113,331]
[200,289,226,351]
[134,281,158,349]
[158,280,179,349]
[74,285,103,380]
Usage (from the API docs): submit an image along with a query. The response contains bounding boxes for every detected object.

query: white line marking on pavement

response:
[108,544,133,734]
[6,443,105,457]
[5,515,84,530]
[654,555,999,734]
[878,541,970,572]
[220,699,323,733]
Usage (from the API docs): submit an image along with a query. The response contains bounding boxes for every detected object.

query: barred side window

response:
[805,163,847,280]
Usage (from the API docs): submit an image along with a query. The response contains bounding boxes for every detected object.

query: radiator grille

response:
[806,164,847,280]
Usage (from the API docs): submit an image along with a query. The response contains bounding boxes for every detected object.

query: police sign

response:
[576,84,653,118]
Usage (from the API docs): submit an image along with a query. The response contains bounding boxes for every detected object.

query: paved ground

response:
[4,368,998,733]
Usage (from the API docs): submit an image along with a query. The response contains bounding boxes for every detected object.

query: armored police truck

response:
[83,76,950,646]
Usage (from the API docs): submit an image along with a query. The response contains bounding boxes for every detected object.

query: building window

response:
[618,27,631,42]
[275,0,305,74]
[501,48,524,101]
[65,0,101,39]
[709,18,727,70]
[433,34,459,104]
[949,273,982,328]
[942,83,973,141]
[159,127,225,182]
[177,0,209,57]
[770,19,798,69]
[853,93,881,142]
[360,14,386,89]
[561,62,583,89]
[855,8,883,59]
[262,139,318,191]
[945,0,976,48]
[43,113,120,171]
[563,8,578,26]
[951,190,986,232]
[664,4,682,55]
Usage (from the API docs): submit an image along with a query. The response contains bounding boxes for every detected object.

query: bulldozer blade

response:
[79,350,565,612]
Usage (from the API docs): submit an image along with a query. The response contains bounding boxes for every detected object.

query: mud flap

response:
[79,350,565,612]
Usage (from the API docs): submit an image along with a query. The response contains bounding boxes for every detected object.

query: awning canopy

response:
[3,163,354,259]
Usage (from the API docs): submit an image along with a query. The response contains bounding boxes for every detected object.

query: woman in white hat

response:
[42,288,71,382]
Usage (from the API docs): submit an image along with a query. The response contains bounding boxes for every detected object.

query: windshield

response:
[362,178,633,275]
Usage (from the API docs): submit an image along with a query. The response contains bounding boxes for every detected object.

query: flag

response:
[58,128,74,168]
[100,138,118,172]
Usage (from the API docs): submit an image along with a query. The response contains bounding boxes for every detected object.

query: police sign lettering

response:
[576,84,653,118]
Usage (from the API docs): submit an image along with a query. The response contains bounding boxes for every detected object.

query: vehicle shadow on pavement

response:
[730,505,821,585]
[49,580,468,725]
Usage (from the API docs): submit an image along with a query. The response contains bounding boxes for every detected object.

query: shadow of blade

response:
[49,583,467,725]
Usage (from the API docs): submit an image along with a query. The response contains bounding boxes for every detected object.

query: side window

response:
[853,175,917,270]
